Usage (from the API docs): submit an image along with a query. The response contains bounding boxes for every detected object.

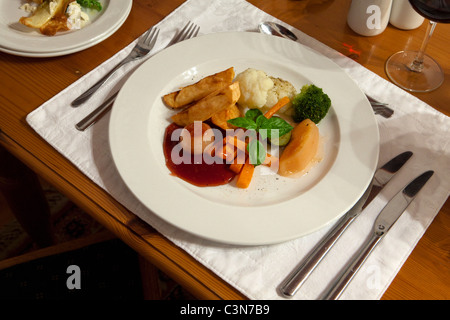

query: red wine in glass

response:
[385,0,450,92]
[409,0,450,23]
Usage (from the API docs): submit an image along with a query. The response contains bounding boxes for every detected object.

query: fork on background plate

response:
[366,95,394,118]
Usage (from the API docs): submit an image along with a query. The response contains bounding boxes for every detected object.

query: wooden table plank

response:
[0,0,448,300]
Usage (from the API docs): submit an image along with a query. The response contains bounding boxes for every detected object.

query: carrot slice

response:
[217,135,248,163]
[263,153,278,167]
[264,96,290,119]
[229,162,244,174]
[236,159,255,189]
[225,135,247,153]
[214,137,233,160]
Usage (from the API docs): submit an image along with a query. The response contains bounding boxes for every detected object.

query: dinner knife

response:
[322,170,434,300]
[75,92,118,131]
[280,151,413,298]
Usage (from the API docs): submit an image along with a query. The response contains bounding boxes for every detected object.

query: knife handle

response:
[280,182,375,298]
[75,92,118,131]
[321,233,382,300]
[280,213,357,297]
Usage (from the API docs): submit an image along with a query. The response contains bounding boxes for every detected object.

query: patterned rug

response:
[0,182,194,300]
[0,183,103,260]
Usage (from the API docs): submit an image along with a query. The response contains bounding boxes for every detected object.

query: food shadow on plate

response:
[8,22,35,34]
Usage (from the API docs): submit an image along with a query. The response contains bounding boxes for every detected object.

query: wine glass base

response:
[385,50,444,93]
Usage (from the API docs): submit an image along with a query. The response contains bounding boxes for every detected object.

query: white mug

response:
[389,0,424,30]
[347,0,393,36]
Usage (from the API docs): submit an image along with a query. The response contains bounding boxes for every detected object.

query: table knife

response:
[280,151,413,298]
[322,170,434,300]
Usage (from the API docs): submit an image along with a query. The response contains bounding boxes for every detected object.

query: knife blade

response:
[280,151,413,298]
[322,170,434,300]
[362,151,413,210]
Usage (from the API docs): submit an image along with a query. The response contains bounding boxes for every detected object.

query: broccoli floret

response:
[292,84,331,124]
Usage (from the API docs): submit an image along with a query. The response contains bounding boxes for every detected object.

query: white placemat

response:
[26,0,449,300]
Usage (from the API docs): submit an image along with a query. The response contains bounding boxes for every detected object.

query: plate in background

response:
[0,0,132,57]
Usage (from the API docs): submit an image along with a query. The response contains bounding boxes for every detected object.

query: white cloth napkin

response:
[26,0,449,300]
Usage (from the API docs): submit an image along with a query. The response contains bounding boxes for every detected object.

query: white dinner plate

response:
[109,32,379,245]
[0,0,132,57]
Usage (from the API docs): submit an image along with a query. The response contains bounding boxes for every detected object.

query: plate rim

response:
[108,31,379,245]
[0,0,132,55]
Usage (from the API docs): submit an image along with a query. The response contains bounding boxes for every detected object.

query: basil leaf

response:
[259,117,293,138]
[227,117,257,130]
[227,110,292,166]
[77,0,102,11]
[247,139,266,166]
[254,115,268,140]
[255,114,268,128]
[245,109,263,122]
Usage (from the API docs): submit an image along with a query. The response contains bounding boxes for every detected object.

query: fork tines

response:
[168,21,200,46]
[142,27,160,45]
[135,27,159,53]
[372,105,394,118]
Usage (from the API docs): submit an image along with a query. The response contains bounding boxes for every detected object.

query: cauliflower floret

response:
[19,3,38,13]
[66,1,90,30]
[235,68,297,115]
[235,68,274,109]
[266,77,297,114]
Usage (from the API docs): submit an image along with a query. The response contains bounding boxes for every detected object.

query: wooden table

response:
[0,0,448,300]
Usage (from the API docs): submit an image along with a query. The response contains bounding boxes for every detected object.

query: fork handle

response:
[321,233,382,300]
[71,59,130,107]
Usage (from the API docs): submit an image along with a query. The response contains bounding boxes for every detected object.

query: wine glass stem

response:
[410,20,437,73]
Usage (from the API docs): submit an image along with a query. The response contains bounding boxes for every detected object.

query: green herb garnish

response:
[76,0,102,11]
[227,109,293,166]
[228,109,293,139]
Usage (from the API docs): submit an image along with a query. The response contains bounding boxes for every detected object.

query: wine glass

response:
[385,0,450,92]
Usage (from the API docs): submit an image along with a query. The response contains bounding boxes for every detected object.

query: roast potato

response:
[163,67,235,109]
[171,82,240,127]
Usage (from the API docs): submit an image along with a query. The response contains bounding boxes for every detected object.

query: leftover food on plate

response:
[19,0,103,36]
[162,67,331,189]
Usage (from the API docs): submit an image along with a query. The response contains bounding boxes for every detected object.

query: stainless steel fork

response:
[71,26,160,107]
[371,104,394,118]
[75,21,200,131]
[367,95,394,118]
